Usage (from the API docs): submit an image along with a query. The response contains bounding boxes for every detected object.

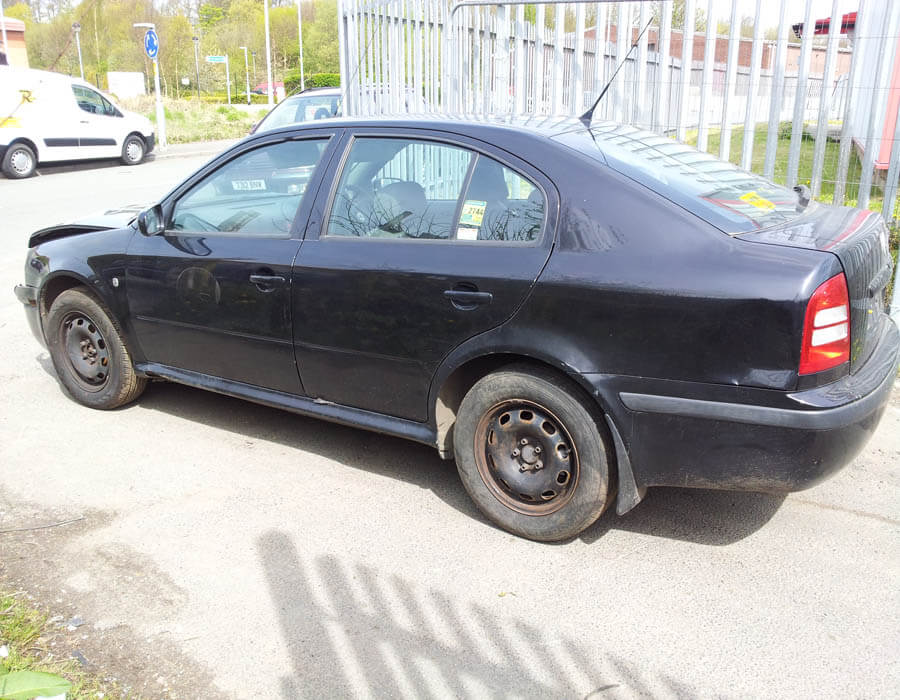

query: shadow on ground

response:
[124,380,785,546]
[257,530,701,699]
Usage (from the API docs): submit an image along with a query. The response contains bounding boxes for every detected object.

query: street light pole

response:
[240,46,250,105]
[263,0,274,106]
[133,22,166,149]
[192,36,200,98]
[72,23,84,80]
[296,0,305,91]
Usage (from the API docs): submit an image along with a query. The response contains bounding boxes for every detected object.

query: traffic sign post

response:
[135,24,166,150]
[206,55,231,105]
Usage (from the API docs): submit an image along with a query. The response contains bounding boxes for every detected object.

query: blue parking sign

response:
[144,29,159,59]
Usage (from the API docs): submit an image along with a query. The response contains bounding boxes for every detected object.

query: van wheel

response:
[453,367,613,542]
[2,143,37,179]
[121,135,145,165]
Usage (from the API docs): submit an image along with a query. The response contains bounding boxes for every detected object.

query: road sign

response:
[143,29,159,60]
[206,55,226,63]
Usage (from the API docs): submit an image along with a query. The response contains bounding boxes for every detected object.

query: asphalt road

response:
[1,149,898,699]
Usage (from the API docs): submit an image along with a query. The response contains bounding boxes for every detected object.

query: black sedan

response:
[14,116,899,541]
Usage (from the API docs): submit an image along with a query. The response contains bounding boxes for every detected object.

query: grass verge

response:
[0,590,135,699]
[120,96,270,144]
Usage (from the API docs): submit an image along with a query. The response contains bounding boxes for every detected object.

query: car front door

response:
[292,130,558,421]
[71,85,122,159]
[126,132,339,394]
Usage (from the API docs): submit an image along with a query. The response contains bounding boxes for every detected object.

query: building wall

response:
[0,18,29,68]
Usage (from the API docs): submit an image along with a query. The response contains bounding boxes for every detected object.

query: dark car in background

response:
[14,116,899,541]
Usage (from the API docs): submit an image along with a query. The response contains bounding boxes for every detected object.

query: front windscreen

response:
[555,124,803,234]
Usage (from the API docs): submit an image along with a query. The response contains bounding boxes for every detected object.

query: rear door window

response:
[325,136,545,243]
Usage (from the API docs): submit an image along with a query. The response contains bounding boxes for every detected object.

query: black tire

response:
[454,367,612,541]
[2,142,37,179]
[45,288,147,409]
[120,135,145,166]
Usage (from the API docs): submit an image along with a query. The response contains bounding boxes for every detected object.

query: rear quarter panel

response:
[511,155,843,392]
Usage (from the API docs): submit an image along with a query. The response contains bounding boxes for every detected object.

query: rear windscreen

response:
[555,124,803,234]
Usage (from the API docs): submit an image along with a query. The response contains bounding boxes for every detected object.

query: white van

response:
[0,66,155,179]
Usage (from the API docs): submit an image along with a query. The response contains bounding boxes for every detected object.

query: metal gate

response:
[337,0,900,226]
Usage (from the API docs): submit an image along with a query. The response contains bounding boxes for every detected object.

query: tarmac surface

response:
[1,146,898,698]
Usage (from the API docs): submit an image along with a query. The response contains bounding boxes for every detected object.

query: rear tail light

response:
[799,273,850,375]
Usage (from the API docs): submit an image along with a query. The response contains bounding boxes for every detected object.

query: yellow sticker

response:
[459,199,486,227]
[739,191,776,211]
[0,117,22,128]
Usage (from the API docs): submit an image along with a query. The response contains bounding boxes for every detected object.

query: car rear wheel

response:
[46,288,147,409]
[453,367,612,541]
[120,135,145,166]
[2,142,37,179]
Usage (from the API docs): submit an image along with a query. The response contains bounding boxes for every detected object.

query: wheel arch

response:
[431,347,644,515]
[39,272,93,320]
[7,136,40,157]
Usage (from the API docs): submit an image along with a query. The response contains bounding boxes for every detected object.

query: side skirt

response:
[136,362,438,449]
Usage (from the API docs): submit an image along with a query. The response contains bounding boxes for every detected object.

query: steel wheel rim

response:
[60,311,110,392]
[474,399,580,516]
[126,141,143,162]
[10,149,32,175]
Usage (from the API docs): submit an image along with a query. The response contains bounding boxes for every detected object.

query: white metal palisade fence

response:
[337,0,900,216]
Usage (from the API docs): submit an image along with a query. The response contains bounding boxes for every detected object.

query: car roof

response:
[256,112,594,143]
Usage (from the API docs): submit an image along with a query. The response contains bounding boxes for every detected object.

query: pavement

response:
[1,147,898,699]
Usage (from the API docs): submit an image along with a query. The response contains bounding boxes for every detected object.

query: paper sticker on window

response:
[739,191,775,211]
[459,200,486,226]
[457,227,479,241]
[232,179,267,191]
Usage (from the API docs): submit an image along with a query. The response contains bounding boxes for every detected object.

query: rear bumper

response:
[600,317,899,493]
[14,283,45,347]
[145,133,156,154]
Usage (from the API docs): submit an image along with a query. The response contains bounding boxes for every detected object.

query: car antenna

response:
[580,17,653,127]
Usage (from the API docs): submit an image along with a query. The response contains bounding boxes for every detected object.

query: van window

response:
[72,86,118,117]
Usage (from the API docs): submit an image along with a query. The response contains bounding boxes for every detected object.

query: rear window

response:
[555,124,803,234]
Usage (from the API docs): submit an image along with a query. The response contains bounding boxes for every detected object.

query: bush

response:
[284,70,340,94]
[307,72,340,88]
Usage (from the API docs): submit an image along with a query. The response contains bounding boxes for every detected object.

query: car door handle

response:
[249,274,286,290]
[444,289,493,308]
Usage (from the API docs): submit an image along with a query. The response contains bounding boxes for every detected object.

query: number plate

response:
[232,179,267,191]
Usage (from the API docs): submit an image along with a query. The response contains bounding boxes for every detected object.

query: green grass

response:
[685,122,900,221]
[0,590,136,699]
[121,96,269,144]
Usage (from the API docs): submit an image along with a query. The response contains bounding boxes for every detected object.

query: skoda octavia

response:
[14,116,899,541]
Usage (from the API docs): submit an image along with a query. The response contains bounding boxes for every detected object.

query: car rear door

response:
[291,128,559,421]
[126,130,341,394]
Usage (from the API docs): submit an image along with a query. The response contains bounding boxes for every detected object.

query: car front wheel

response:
[120,135,145,166]
[46,288,147,409]
[453,367,613,541]
[2,142,37,178]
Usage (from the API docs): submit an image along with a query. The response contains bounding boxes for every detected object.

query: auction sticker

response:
[459,200,486,226]
[739,191,775,211]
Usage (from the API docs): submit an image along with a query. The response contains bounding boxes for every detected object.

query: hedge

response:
[284,70,341,94]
